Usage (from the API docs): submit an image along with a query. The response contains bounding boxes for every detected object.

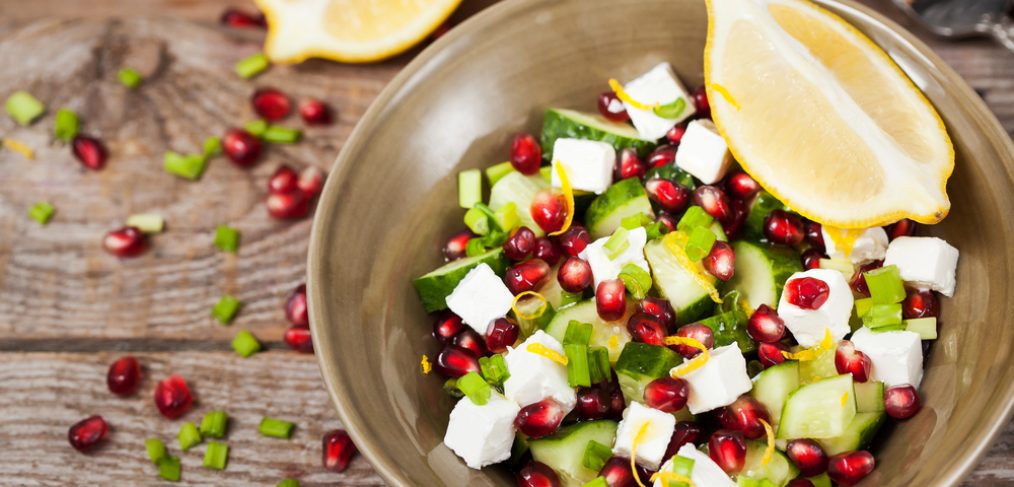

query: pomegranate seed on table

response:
[638,296,676,331]
[510,133,542,175]
[849,260,883,296]
[666,123,687,145]
[268,165,300,194]
[71,135,107,170]
[784,277,830,309]
[284,326,314,353]
[219,7,266,28]
[786,439,829,476]
[835,340,872,382]
[717,396,772,439]
[451,328,488,357]
[693,185,733,221]
[107,356,141,396]
[704,240,736,281]
[801,248,824,270]
[555,224,591,257]
[764,209,804,246]
[884,385,922,419]
[692,85,710,116]
[298,165,326,197]
[903,289,940,319]
[709,429,747,474]
[576,387,611,420]
[725,172,760,201]
[533,237,561,266]
[615,148,646,180]
[530,190,568,234]
[514,399,566,439]
[787,479,816,487]
[285,284,309,327]
[433,345,481,378]
[595,279,626,321]
[68,415,109,453]
[671,323,714,358]
[747,304,786,343]
[485,318,520,353]
[154,374,193,419]
[266,190,310,219]
[597,91,630,123]
[647,145,677,168]
[757,342,789,368]
[432,312,464,343]
[645,178,691,213]
[827,450,875,486]
[322,429,358,473]
[664,421,706,459]
[557,256,593,293]
[803,220,825,251]
[599,456,651,486]
[443,230,472,261]
[627,312,667,346]
[655,211,678,233]
[102,226,146,257]
[504,258,551,295]
[643,377,689,412]
[251,87,291,121]
[504,226,537,261]
[222,128,263,167]
[299,99,333,125]
[517,461,561,487]
[886,218,917,240]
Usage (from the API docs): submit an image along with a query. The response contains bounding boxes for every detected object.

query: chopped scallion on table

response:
[145,438,166,464]
[259,417,296,439]
[126,214,165,233]
[28,201,55,225]
[163,151,207,181]
[232,329,262,357]
[178,421,202,451]
[157,455,181,482]
[203,136,222,157]
[244,119,268,137]
[117,67,143,88]
[53,108,80,141]
[212,295,241,324]
[277,480,301,487]
[5,90,45,126]
[214,225,241,252]
[262,125,303,144]
[202,441,229,470]
[199,410,229,438]
[235,53,270,79]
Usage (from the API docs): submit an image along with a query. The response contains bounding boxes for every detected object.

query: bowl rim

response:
[307,1,1014,485]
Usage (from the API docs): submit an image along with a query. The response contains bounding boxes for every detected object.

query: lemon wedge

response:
[256,0,461,63]
[704,0,954,229]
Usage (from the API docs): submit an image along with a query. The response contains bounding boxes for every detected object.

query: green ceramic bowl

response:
[308,0,1014,485]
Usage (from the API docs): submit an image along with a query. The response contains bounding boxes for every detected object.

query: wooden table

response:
[0,1,1011,485]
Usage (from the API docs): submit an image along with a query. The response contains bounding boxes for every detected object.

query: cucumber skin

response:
[529,420,619,486]
[744,190,786,241]
[614,342,681,404]
[816,412,884,456]
[412,249,509,313]
[697,309,755,353]
[645,164,696,190]
[541,108,655,160]
[585,178,654,239]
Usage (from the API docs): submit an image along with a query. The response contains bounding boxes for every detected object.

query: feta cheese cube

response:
[850,327,924,387]
[822,227,889,264]
[621,62,696,140]
[443,391,521,469]
[674,120,731,184]
[653,444,736,487]
[579,226,650,287]
[445,263,515,334]
[612,401,676,470]
[551,138,615,194]
[883,236,959,296]
[777,268,854,348]
[678,343,753,414]
[503,331,577,411]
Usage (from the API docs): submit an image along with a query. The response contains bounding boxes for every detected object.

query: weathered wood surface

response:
[0,0,1011,485]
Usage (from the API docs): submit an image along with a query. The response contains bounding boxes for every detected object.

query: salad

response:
[412,60,958,487]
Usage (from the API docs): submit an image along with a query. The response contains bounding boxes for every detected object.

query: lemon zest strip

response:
[651,471,696,487]
[607,334,620,351]
[709,83,742,111]
[526,342,568,365]
[512,291,548,320]
[3,138,34,160]
[781,328,834,361]
[841,392,850,407]
[420,354,432,375]
[548,162,575,237]
[759,418,775,466]
[608,79,655,111]
[665,336,710,377]
[663,232,722,304]
[630,422,651,487]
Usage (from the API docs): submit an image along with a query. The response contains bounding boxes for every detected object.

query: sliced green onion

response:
[259,417,296,439]
[212,295,241,324]
[738,478,759,487]
[604,227,630,260]
[245,120,269,137]
[464,206,491,236]
[53,108,79,141]
[684,225,717,261]
[479,355,510,387]
[644,221,668,241]
[277,480,301,487]
[759,480,779,487]
[203,136,222,157]
[581,477,609,487]
[5,90,45,126]
[652,98,687,119]
[905,317,938,339]
[262,125,303,144]
[202,441,229,470]
[145,438,167,464]
[485,161,514,186]
[854,297,874,317]
[458,169,482,209]
[178,421,202,451]
[621,213,652,230]
[677,206,713,232]
[214,225,241,253]
[581,440,613,472]
[28,201,55,225]
[862,303,903,329]
[494,202,520,232]
[564,321,593,345]
[200,410,229,438]
[157,455,182,482]
[618,264,652,300]
[126,213,165,233]
[456,371,491,405]
[232,329,262,358]
[117,67,143,88]
[588,346,611,384]
[559,291,583,308]
[671,455,695,476]
[565,343,591,387]
[864,265,906,304]
[442,378,464,398]
[464,237,486,257]
[163,151,207,181]
[235,53,270,79]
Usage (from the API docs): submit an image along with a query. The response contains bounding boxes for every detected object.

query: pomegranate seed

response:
[285,284,309,327]
[849,260,883,297]
[154,374,193,419]
[627,312,667,346]
[505,259,552,295]
[827,451,875,486]
[576,387,611,420]
[322,430,358,473]
[615,148,646,181]
[558,256,593,293]
[68,415,108,453]
[786,439,829,477]
[298,165,326,197]
[692,86,710,116]
[803,220,825,252]
[510,133,542,175]
[433,345,481,378]
[102,226,146,257]
[643,377,689,412]
[885,385,922,419]
[671,323,714,358]
[656,211,678,233]
[835,340,872,383]
[725,172,760,201]
[284,326,314,353]
[597,91,630,123]
[757,342,789,368]
[664,421,706,459]
[784,277,830,310]
[71,135,107,170]
[222,128,262,167]
[787,479,816,487]
[556,225,591,257]
[645,178,691,213]
[486,318,520,353]
[514,399,566,439]
[722,198,749,238]
[886,218,917,240]
[268,165,300,194]
[747,304,786,343]
[599,456,651,487]
[764,210,804,246]
[801,248,825,270]
[517,461,561,487]
[607,384,626,418]
[530,190,567,234]
[704,241,736,281]
[451,328,488,357]
[693,185,733,222]
[220,8,266,28]
[251,88,291,121]
[717,396,771,439]
[648,145,677,168]
[432,312,465,343]
[666,123,687,145]
[533,237,561,266]
[300,99,333,125]
[107,356,141,396]
[596,279,626,321]
[443,230,472,261]
[266,190,310,219]
[638,297,676,331]
[903,289,940,319]
[708,429,747,474]
[504,226,538,261]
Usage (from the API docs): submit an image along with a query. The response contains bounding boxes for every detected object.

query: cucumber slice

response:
[743,190,786,241]
[644,240,714,324]
[541,108,655,160]
[585,178,655,239]
[697,310,754,353]
[544,299,633,363]
[645,164,696,190]
[854,381,885,413]
[740,440,799,486]
[529,420,619,486]
[510,434,530,468]
[412,249,509,312]
[816,412,884,456]
[614,342,681,405]
[751,361,800,427]
[489,172,549,236]
[807,474,832,487]
[777,374,856,440]
[728,241,802,311]
[796,346,837,385]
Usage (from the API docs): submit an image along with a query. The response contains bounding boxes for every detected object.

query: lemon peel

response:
[548,162,575,237]
[526,343,568,365]
[512,291,548,320]
[663,232,722,304]
[665,336,710,377]
[782,328,834,361]
[759,418,775,466]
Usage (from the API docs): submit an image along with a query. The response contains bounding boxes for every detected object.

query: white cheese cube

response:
[621,62,696,140]
[551,138,615,194]
[678,343,753,414]
[822,227,889,264]
[503,331,577,411]
[777,268,854,348]
[883,236,959,297]
[445,263,515,334]
[674,120,731,184]
[654,444,736,487]
[578,226,650,287]
[612,401,676,470]
[443,391,521,469]
[850,327,924,387]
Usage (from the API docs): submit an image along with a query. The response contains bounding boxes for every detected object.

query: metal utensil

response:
[891,0,1014,52]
